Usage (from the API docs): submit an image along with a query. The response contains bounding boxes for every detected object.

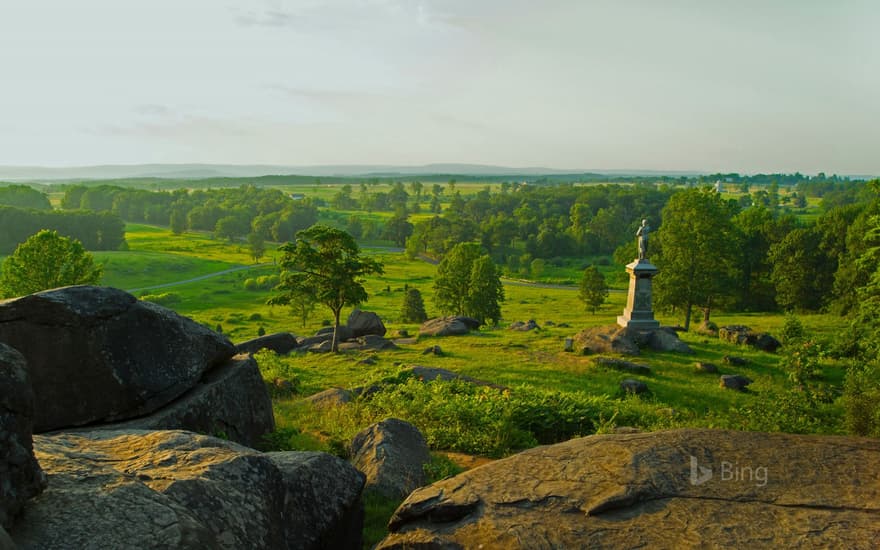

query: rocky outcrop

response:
[9,430,365,549]
[720,374,753,391]
[0,286,235,432]
[338,335,398,352]
[575,325,692,356]
[305,387,354,408]
[508,320,539,332]
[419,316,481,337]
[0,344,46,529]
[620,378,648,394]
[347,309,386,338]
[236,332,299,356]
[379,429,880,548]
[82,355,274,448]
[350,419,431,500]
[719,325,781,353]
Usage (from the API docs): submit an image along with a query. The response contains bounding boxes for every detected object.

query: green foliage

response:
[253,350,301,398]
[433,243,504,325]
[0,230,103,298]
[247,232,265,262]
[400,288,428,323]
[780,314,805,344]
[0,205,125,253]
[269,225,383,350]
[578,265,608,314]
[0,184,51,210]
[769,226,834,311]
[243,274,279,291]
[780,340,824,387]
[843,362,880,437]
[423,453,465,483]
[139,292,181,306]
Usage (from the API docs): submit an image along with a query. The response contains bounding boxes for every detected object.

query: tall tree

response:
[655,188,739,330]
[247,232,265,263]
[268,225,383,351]
[433,243,504,325]
[0,229,103,298]
[400,288,428,323]
[769,226,835,311]
[579,266,609,314]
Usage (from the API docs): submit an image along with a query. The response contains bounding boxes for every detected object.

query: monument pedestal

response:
[617,259,660,330]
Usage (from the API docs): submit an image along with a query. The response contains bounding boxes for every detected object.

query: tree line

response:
[0,205,125,254]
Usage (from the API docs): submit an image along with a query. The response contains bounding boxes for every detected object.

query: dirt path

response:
[126,263,273,293]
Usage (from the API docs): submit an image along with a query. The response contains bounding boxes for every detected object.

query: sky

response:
[0,0,877,174]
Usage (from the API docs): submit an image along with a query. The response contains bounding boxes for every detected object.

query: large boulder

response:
[9,430,365,549]
[406,366,506,390]
[347,309,386,338]
[0,286,235,432]
[350,419,431,500]
[0,344,46,529]
[720,374,753,391]
[573,325,640,355]
[379,429,880,548]
[305,387,354,409]
[592,357,651,375]
[648,327,693,353]
[236,332,299,356]
[419,316,480,337]
[719,325,755,346]
[81,355,275,448]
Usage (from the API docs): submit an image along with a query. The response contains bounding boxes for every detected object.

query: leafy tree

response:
[0,229,103,298]
[268,225,383,351]
[579,266,609,314]
[0,185,51,210]
[400,288,428,323]
[434,243,504,325]
[769,226,834,311]
[247,232,265,263]
[655,187,739,330]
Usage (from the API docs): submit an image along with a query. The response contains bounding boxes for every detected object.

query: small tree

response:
[579,266,609,314]
[400,288,428,323]
[434,242,504,325]
[268,225,383,351]
[0,229,103,298]
[247,232,265,263]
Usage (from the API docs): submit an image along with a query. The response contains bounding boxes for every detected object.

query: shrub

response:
[253,349,301,397]
[780,314,805,345]
[400,288,428,323]
[844,362,880,437]
[139,292,181,306]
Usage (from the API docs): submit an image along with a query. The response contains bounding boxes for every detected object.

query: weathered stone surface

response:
[236,332,298,356]
[0,526,14,550]
[574,325,640,356]
[508,320,539,332]
[720,374,753,391]
[338,335,398,352]
[723,355,749,366]
[419,316,481,337]
[753,333,782,353]
[0,286,235,432]
[620,379,648,394]
[315,325,355,342]
[350,419,431,500]
[0,344,46,529]
[10,430,365,550]
[83,355,274,448]
[648,327,693,353]
[695,361,719,374]
[379,429,880,549]
[305,388,353,408]
[592,357,651,375]
[719,325,755,346]
[347,309,386,338]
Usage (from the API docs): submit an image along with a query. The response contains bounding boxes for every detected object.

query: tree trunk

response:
[332,308,341,353]
[702,296,712,324]
[684,302,693,332]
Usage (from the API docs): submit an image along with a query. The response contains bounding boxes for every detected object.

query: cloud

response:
[233,9,302,28]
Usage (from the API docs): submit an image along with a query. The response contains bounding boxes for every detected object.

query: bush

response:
[253,349,301,397]
[243,274,279,291]
[139,292,181,306]
[400,288,428,323]
[780,314,805,345]
[844,362,880,437]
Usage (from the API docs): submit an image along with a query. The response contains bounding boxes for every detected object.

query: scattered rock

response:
[395,329,409,338]
[350,419,431,500]
[544,321,556,327]
[719,325,755,346]
[564,338,574,352]
[352,385,383,399]
[0,344,46,529]
[79,354,274,448]
[753,333,782,353]
[508,320,539,331]
[347,309,386,338]
[620,379,648,395]
[592,357,651,375]
[723,355,748,366]
[379,429,880,548]
[306,388,354,408]
[10,430,365,549]
[720,374,753,391]
[697,320,719,336]
[358,356,378,366]
[422,345,443,356]
[574,325,640,356]
[648,327,693,353]
[0,286,235,432]
[419,316,481,337]
[313,325,355,343]
[695,362,719,374]
[556,323,571,328]
[338,335,398,352]
[236,332,299,355]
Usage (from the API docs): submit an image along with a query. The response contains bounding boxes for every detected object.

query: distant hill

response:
[0,163,705,182]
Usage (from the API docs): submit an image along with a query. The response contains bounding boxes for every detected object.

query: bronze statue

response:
[637,219,649,260]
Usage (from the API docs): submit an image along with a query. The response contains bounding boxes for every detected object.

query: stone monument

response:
[618,219,660,329]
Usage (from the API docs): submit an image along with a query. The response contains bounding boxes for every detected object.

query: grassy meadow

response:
[93,221,850,547]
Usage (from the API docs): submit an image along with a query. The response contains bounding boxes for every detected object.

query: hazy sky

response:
[1,1,877,173]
